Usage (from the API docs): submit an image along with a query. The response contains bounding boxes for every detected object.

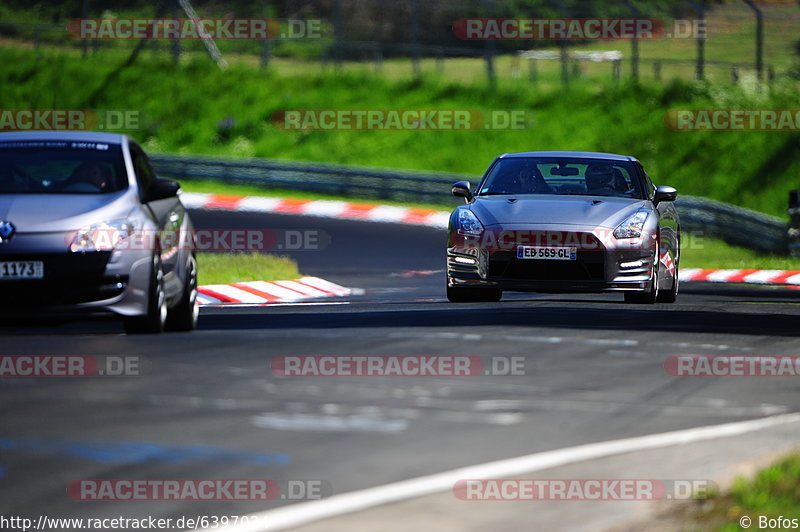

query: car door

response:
[130,143,185,298]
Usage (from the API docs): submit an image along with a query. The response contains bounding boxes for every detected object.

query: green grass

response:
[682,235,800,270]
[197,252,300,285]
[677,453,800,531]
[2,43,800,218]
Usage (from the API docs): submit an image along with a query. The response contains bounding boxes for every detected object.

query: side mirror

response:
[452,181,472,203]
[654,185,677,205]
[145,178,181,202]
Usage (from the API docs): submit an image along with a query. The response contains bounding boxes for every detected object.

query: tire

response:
[624,258,659,304]
[447,285,502,303]
[657,263,679,303]
[124,254,167,334]
[165,255,198,332]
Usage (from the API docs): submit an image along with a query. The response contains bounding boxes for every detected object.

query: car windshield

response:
[479,157,645,199]
[0,141,127,194]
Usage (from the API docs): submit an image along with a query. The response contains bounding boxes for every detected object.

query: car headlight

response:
[457,209,484,235]
[613,210,649,239]
[69,219,140,252]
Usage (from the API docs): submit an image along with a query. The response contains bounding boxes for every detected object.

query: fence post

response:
[731,65,739,83]
[623,0,640,81]
[654,61,661,81]
[613,60,621,82]
[334,0,342,69]
[81,0,89,58]
[571,59,580,79]
[411,0,420,77]
[171,0,181,65]
[689,0,707,81]
[480,0,496,85]
[742,0,764,81]
[529,57,538,82]
[260,0,270,69]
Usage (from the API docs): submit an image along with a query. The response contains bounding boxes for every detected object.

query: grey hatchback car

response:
[0,131,197,333]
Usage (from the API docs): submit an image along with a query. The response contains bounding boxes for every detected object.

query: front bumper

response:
[0,246,152,317]
[447,225,657,293]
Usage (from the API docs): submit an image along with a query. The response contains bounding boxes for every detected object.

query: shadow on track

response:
[199,302,799,337]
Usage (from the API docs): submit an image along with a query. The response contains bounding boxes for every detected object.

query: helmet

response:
[585,164,615,191]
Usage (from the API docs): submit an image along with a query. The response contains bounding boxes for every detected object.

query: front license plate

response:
[517,246,577,261]
[0,261,44,279]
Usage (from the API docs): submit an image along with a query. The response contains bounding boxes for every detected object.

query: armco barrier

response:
[150,153,788,254]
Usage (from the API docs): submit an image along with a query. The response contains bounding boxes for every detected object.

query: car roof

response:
[498,151,638,162]
[0,131,128,145]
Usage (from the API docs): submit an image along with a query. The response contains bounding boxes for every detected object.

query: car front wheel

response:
[124,254,168,334]
[165,255,198,331]
[624,259,659,304]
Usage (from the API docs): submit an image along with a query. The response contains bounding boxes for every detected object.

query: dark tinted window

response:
[0,141,126,194]
[479,157,646,199]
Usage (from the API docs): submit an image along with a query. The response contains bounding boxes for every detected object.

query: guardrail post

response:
[788,190,800,256]
[374,44,382,73]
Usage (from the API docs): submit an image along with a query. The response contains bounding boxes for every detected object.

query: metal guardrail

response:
[150,153,467,204]
[676,195,787,254]
[150,153,789,253]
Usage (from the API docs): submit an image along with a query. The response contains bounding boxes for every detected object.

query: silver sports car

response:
[0,131,197,333]
[447,151,680,304]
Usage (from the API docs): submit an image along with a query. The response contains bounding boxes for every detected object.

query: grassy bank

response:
[2,45,800,218]
[197,252,299,285]
[679,453,800,531]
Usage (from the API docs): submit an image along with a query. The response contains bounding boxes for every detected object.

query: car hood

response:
[471,195,649,229]
[0,191,135,232]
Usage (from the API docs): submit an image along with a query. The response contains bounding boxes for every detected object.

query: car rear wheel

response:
[447,285,502,303]
[165,255,198,332]
[124,254,167,334]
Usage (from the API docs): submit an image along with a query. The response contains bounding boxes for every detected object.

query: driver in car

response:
[585,164,624,196]
[517,164,554,194]
[70,162,111,191]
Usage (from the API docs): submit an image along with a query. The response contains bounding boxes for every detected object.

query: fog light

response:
[620,260,644,269]
[454,257,476,265]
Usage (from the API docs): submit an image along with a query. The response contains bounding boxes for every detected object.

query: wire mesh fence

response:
[2,0,798,85]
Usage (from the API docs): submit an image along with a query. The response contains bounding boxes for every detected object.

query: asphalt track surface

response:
[1,208,799,529]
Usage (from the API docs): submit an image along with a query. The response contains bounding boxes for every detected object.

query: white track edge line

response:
[197,412,800,532]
